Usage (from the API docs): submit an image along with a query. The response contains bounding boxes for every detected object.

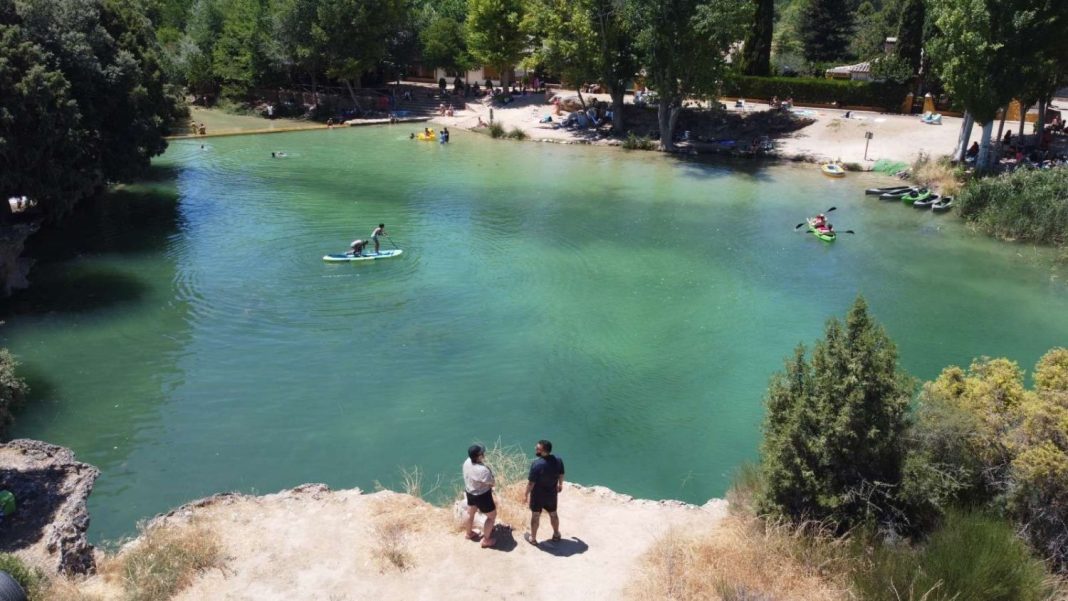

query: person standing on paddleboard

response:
[371,223,387,254]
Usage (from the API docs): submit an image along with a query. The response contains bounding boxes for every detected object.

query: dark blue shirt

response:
[528,455,565,494]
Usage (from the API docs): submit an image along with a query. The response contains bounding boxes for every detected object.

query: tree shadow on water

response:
[0,267,148,317]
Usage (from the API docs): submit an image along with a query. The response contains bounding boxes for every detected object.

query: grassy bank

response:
[957,168,1068,247]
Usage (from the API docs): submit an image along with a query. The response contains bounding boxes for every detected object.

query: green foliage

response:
[0,349,29,437]
[851,510,1050,601]
[758,297,914,530]
[956,167,1068,247]
[0,553,42,600]
[211,0,269,98]
[487,121,505,138]
[316,0,410,86]
[0,0,181,223]
[723,76,908,110]
[738,0,773,75]
[905,348,1068,569]
[505,126,527,139]
[420,15,470,72]
[869,55,914,84]
[621,132,656,150]
[630,0,750,147]
[798,0,853,62]
[466,0,526,86]
[894,0,924,72]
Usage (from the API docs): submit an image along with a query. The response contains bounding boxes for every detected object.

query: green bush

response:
[851,510,1050,601]
[622,132,657,150]
[957,168,1068,247]
[0,349,29,438]
[722,76,908,111]
[0,553,42,600]
[487,122,506,139]
[506,127,527,140]
[758,297,914,530]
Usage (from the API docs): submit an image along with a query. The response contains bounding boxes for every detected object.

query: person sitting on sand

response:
[348,239,367,256]
[476,116,487,127]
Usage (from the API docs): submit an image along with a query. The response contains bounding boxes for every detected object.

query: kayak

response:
[901,188,931,204]
[821,163,846,178]
[323,249,404,262]
[865,185,911,195]
[913,194,940,208]
[807,220,836,242]
[880,187,916,199]
[931,196,954,212]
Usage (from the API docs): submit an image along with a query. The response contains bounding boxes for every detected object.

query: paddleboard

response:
[323,249,404,262]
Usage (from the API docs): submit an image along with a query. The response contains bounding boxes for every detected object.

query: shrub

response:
[0,349,30,438]
[0,553,42,599]
[759,297,914,530]
[487,122,506,138]
[506,127,527,140]
[622,132,656,150]
[956,168,1068,247]
[851,510,1051,601]
[722,76,908,111]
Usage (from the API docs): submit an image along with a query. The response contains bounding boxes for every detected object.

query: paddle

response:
[386,235,400,249]
[795,206,837,229]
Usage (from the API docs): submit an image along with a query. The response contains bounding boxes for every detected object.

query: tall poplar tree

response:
[738,0,772,75]
[895,0,924,72]
[798,0,853,62]
[465,0,526,87]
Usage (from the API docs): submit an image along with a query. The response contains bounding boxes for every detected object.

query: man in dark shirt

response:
[523,439,565,545]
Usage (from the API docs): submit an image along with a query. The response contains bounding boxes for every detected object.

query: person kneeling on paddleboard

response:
[371,223,387,254]
[348,239,367,256]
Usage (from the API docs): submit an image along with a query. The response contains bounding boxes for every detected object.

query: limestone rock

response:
[0,439,100,574]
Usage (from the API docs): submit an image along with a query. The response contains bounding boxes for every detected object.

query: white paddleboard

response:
[323,249,403,262]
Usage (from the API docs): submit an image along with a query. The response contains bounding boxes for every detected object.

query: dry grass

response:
[478,440,531,530]
[911,152,963,196]
[366,493,449,572]
[33,576,103,601]
[625,513,850,601]
[100,521,223,601]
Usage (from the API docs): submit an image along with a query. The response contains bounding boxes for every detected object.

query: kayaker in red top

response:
[812,214,830,231]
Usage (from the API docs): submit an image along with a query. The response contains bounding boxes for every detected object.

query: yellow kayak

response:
[821,163,846,177]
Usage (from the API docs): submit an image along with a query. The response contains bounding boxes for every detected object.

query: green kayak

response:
[901,188,931,204]
[807,221,836,242]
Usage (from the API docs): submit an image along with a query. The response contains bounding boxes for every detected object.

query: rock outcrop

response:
[0,439,100,574]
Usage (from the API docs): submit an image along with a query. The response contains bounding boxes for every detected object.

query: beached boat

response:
[821,163,846,178]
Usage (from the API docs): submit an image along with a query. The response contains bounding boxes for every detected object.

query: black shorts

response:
[466,490,496,514]
[529,491,558,513]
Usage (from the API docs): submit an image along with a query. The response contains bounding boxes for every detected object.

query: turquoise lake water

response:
[3,126,1067,542]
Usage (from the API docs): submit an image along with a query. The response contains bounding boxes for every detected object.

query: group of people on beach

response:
[462,440,566,549]
[348,223,388,256]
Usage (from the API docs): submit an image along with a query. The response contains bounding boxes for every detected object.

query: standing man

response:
[524,439,565,545]
[371,223,386,254]
[462,444,497,548]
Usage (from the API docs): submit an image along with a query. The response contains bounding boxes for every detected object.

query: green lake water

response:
[3,126,1067,543]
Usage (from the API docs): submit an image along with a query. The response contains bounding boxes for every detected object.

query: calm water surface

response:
[4,126,1067,542]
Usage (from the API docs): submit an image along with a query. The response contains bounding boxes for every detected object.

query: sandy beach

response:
[431,89,1010,169]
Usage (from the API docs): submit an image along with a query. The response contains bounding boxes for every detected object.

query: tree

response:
[798,0,853,62]
[759,297,913,529]
[315,0,409,102]
[630,0,749,150]
[212,0,270,99]
[895,0,924,72]
[465,0,526,87]
[738,0,773,75]
[421,15,470,74]
[271,0,325,95]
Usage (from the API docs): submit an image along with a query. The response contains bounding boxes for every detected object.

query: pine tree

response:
[759,297,913,528]
[799,0,853,62]
[739,0,773,75]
